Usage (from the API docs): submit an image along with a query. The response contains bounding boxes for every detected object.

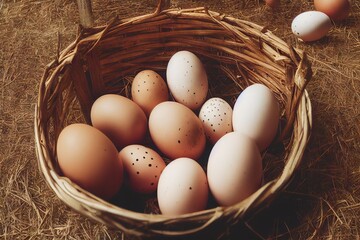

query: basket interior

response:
[36,7,311,237]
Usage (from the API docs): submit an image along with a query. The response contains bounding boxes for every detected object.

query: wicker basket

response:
[34,1,312,238]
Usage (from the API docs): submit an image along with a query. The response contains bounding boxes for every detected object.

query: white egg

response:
[166,51,208,110]
[157,157,209,215]
[291,11,332,42]
[207,132,262,206]
[199,97,233,144]
[232,84,279,151]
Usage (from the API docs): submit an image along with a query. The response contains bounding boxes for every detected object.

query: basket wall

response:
[35,6,312,238]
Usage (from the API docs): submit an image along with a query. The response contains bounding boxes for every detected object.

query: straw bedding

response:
[1,0,359,239]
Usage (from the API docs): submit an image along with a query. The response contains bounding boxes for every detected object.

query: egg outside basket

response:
[34,1,312,238]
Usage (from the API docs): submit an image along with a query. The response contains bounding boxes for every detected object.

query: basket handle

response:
[76,0,171,28]
[76,0,94,28]
[154,0,171,14]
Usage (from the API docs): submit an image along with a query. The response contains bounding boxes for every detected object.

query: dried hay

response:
[0,0,359,239]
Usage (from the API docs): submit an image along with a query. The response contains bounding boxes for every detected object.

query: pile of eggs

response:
[56,50,280,216]
[266,0,351,42]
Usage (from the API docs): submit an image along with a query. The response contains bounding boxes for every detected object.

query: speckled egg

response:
[131,70,169,116]
[199,97,233,144]
[166,51,208,110]
[118,145,166,194]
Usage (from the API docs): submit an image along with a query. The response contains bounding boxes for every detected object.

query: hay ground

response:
[0,0,359,239]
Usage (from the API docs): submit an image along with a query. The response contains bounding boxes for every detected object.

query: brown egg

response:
[91,94,147,149]
[131,70,169,116]
[56,123,123,200]
[119,145,166,194]
[265,0,280,8]
[314,0,350,21]
[149,101,206,160]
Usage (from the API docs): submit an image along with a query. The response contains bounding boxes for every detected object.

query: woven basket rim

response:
[34,2,312,237]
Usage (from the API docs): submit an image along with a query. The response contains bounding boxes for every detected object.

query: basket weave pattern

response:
[34,2,312,238]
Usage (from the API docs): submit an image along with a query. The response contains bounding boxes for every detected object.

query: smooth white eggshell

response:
[291,11,332,42]
[157,158,209,215]
[207,132,262,206]
[232,84,279,151]
[166,51,208,110]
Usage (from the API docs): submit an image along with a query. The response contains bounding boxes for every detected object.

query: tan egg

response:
[207,132,262,206]
[314,0,350,21]
[56,123,123,200]
[157,157,208,215]
[91,94,147,149]
[199,97,233,144]
[131,70,169,116]
[149,101,206,160]
[119,145,166,194]
[265,0,280,8]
